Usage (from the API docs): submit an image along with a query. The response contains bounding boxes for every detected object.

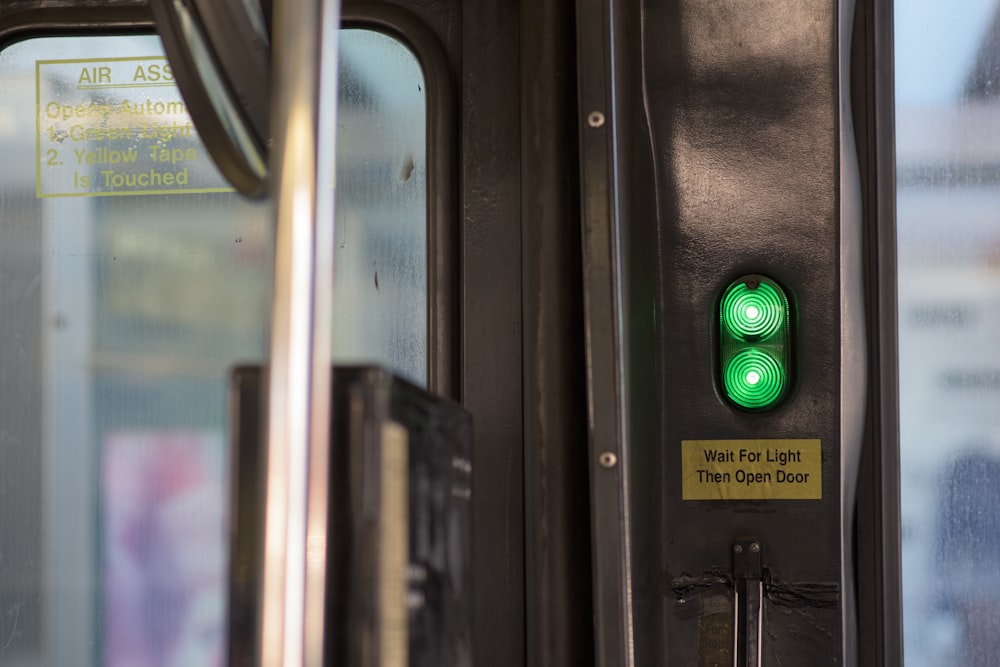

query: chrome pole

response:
[260,0,339,663]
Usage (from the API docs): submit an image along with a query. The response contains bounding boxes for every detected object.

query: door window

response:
[0,28,425,666]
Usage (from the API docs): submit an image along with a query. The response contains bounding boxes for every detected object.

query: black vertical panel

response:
[461,0,525,665]
[852,0,902,663]
[575,0,635,659]
[614,0,661,662]
[581,0,866,663]
[521,0,594,665]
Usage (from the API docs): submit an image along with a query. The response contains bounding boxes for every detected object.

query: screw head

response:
[598,451,617,469]
[733,544,743,554]
[750,542,761,553]
[587,111,605,128]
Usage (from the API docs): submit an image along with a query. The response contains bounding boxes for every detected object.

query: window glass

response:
[0,28,427,666]
[335,29,427,385]
[0,35,272,667]
[897,2,1000,665]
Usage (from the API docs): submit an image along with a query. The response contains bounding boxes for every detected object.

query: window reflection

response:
[897,2,1000,665]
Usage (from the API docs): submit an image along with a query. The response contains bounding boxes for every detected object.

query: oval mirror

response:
[149,0,271,197]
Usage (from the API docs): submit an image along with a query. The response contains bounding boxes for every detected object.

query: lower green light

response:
[723,349,785,410]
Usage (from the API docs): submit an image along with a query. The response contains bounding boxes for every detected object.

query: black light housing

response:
[718,275,793,411]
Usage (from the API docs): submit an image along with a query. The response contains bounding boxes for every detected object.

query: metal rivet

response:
[598,451,617,469]
[750,542,761,553]
[587,111,605,128]
[734,544,743,554]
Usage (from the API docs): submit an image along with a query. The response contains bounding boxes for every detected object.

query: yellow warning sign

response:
[35,56,232,198]
[681,439,822,500]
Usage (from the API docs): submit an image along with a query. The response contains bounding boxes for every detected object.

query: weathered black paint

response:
[853,0,903,663]
[578,0,868,663]
[645,0,852,661]
[521,0,594,664]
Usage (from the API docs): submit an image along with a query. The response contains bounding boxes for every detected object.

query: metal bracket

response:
[732,539,763,667]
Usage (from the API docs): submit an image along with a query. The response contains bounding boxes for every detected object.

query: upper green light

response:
[721,281,785,341]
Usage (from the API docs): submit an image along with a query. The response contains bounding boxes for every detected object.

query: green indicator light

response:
[723,349,785,409]
[718,275,792,411]
[721,281,785,341]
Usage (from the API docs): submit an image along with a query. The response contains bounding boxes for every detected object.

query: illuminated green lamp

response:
[719,276,792,411]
